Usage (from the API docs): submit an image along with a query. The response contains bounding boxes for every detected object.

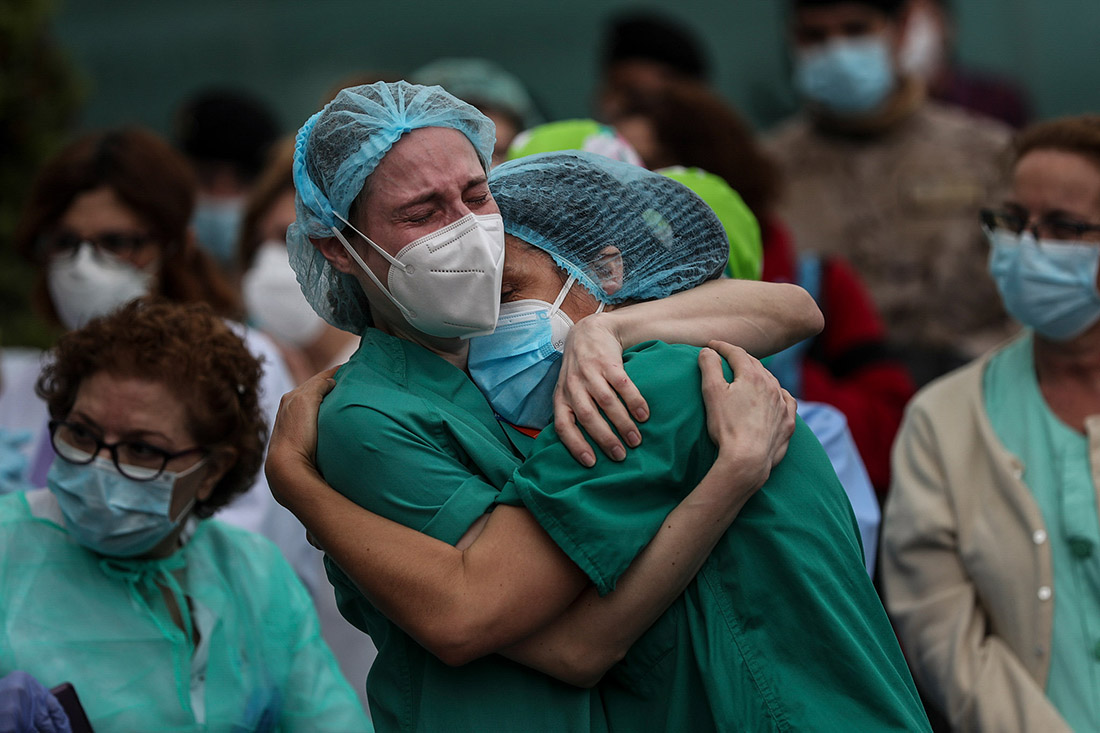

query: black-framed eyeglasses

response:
[980,207,1100,242]
[49,419,206,482]
[36,230,153,262]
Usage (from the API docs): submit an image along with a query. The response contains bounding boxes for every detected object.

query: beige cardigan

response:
[881,337,1075,732]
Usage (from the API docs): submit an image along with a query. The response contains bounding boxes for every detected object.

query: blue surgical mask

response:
[794,35,896,115]
[468,275,602,429]
[191,197,244,268]
[47,453,206,557]
[987,228,1100,341]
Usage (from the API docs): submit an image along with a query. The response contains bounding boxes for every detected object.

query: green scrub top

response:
[0,489,370,732]
[985,332,1100,731]
[500,341,931,732]
[317,328,607,733]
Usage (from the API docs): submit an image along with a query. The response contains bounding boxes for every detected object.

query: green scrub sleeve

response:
[504,341,723,595]
[318,399,507,546]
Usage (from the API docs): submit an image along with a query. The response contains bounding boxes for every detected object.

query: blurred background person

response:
[173,87,282,278]
[238,137,361,384]
[766,0,1016,386]
[0,299,369,731]
[593,9,711,125]
[7,125,320,603]
[882,115,1100,732]
[607,80,915,499]
[899,0,1031,129]
[411,57,544,168]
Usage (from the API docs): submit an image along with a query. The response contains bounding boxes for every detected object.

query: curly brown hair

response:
[13,126,242,325]
[1013,115,1100,172]
[35,298,267,518]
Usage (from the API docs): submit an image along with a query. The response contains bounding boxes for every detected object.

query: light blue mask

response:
[794,35,896,115]
[988,228,1100,341]
[47,453,204,557]
[469,276,601,430]
[0,428,31,495]
[191,197,244,268]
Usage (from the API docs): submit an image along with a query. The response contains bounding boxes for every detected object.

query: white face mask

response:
[898,5,945,82]
[47,243,155,330]
[242,240,327,347]
[331,212,505,339]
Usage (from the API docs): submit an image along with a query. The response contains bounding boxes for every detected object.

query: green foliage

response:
[0,0,84,348]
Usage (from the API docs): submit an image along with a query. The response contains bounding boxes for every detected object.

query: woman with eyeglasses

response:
[0,298,370,730]
[881,116,1100,733]
[4,126,322,598]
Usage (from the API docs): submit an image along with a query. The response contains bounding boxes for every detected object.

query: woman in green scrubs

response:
[463,151,931,731]
[271,82,821,731]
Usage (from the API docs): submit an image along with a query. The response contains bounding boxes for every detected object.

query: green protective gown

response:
[499,341,931,732]
[0,489,371,732]
[316,329,606,733]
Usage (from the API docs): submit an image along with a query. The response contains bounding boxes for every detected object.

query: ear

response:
[196,447,237,503]
[314,234,358,275]
[593,246,624,296]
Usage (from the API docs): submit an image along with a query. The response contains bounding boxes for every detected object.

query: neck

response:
[1033,326,1100,387]
[373,313,470,371]
[810,75,925,138]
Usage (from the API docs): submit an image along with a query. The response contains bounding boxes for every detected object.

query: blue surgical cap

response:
[412,58,543,130]
[288,81,496,333]
[489,150,729,304]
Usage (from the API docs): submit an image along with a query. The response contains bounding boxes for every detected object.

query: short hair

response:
[36,298,267,518]
[792,0,908,17]
[13,126,241,324]
[601,10,710,81]
[1013,115,1100,172]
[174,87,281,185]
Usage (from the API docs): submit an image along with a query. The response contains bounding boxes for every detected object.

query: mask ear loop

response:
[547,274,577,319]
[330,214,417,320]
[547,274,607,319]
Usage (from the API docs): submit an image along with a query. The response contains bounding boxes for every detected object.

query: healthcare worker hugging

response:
[267,81,825,732]
[466,151,929,731]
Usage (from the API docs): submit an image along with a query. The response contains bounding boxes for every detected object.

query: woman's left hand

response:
[265,366,338,508]
[554,313,649,467]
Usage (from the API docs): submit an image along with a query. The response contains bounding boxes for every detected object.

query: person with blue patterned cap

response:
[268,80,825,731]
[459,150,928,731]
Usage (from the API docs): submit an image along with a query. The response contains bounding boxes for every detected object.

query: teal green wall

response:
[50,0,1100,139]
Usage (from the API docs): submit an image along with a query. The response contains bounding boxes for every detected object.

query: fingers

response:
[552,399,596,468]
[698,346,727,400]
[566,390,627,461]
[706,340,753,374]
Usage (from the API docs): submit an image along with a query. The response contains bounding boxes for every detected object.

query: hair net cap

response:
[506,119,643,167]
[657,166,763,281]
[411,58,543,130]
[288,81,496,333]
[490,150,729,304]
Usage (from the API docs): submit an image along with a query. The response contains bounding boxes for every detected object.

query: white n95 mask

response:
[331,212,505,339]
[47,243,156,331]
[243,240,327,347]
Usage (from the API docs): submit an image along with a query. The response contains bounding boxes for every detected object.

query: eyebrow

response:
[69,411,174,444]
[394,175,489,216]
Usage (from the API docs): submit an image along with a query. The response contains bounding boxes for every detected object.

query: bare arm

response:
[499,343,796,686]
[266,370,589,666]
[269,345,795,684]
[554,279,821,465]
